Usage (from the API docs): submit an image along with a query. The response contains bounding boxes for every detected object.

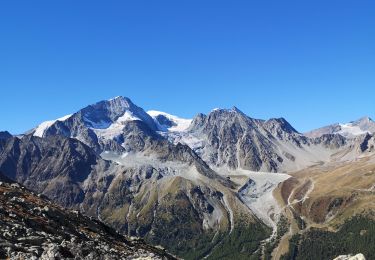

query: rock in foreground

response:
[0,175,176,260]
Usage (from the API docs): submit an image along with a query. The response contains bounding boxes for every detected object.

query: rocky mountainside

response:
[0,132,255,259]
[305,116,375,138]
[0,172,175,260]
[164,107,364,173]
[0,131,12,140]
[31,96,158,153]
[1,96,374,259]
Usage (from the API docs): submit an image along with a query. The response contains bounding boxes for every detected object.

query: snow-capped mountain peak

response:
[147,110,192,132]
[209,106,244,114]
[337,123,369,137]
[31,96,158,150]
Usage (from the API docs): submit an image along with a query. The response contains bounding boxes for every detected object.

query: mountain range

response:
[1,96,374,260]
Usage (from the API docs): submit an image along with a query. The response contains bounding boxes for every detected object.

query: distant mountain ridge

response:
[1,96,374,259]
[305,116,375,138]
[21,96,374,173]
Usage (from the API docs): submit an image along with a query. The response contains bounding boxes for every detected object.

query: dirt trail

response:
[271,178,316,260]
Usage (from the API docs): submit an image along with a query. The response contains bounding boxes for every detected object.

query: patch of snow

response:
[338,123,370,137]
[92,124,123,139]
[117,111,141,122]
[162,132,204,151]
[91,111,142,139]
[120,152,129,158]
[33,114,72,137]
[108,96,122,101]
[147,110,192,132]
[58,114,72,121]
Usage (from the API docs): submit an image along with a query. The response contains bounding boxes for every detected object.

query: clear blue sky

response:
[1,1,374,134]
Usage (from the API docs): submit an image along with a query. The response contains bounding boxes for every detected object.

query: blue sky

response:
[1,1,374,134]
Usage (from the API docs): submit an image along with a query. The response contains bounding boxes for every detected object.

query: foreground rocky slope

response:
[0,172,175,260]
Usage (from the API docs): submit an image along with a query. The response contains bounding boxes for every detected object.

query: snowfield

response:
[147,110,192,132]
[91,111,143,139]
[33,114,72,137]
[338,123,371,137]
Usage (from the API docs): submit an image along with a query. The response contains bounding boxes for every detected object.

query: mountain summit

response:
[32,96,158,152]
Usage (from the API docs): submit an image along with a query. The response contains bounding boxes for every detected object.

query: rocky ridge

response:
[0,172,176,260]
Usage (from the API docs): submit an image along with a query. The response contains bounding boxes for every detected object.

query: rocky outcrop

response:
[187,108,284,172]
[333,253,366,260]
[0,173,176,260]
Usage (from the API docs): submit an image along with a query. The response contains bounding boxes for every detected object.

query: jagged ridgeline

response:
[1,96,375,259]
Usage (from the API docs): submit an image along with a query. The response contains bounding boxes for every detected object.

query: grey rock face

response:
[0,135,107,207]
[188,113,207,130]
[185,108,364,172]
[354,133,375,153]
[305,123,342,138]
[313,134,347,149]
[187,108,310,172]
[263,118,309,147]
[0,131,12,140]
[153,114,177,129]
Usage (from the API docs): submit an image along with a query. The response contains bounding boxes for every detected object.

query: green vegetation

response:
[207,223,271,260]
[148,222,270,260]
[281,216,375,260]
[264,215,290,260]
[145,191,217,260]
[172,231,223,260]
[292,211,306,230]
